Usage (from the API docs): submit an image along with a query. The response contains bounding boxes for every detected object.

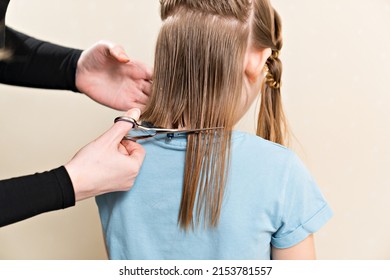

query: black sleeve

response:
[0,1,10,49]
[0,166,76,227]
[0,27,82,91]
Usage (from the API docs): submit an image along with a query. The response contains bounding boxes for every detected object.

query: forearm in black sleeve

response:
[0,27,82,91]
[0,166,76,227]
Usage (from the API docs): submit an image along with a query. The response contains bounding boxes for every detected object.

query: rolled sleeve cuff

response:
[271,204,333,249]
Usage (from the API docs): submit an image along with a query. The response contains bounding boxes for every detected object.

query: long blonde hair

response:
[142,0,288,230]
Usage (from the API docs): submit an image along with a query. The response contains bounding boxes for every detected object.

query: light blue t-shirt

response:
[96,131,332,259]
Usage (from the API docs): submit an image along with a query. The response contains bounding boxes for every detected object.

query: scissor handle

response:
[114,116,138,128]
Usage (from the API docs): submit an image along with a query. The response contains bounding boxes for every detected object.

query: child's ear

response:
[244,47,272,83]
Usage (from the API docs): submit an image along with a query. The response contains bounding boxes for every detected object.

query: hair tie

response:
[270,81,280,89]
[271,50,279,60]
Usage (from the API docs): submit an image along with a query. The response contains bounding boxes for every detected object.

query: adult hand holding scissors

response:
[65,108,145,201]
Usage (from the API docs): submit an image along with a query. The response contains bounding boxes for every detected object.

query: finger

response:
[134,88,149,105]
[103,108,142,144]
[118,142,128,155]
[108,45,130,63]
[131,61,153,80]
[142,80,153,96]
[129,103,146,113]
[121,140,146,164]
[145,67,153,81]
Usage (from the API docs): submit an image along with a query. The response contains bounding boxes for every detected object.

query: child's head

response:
[144,0,286,140]
[142,0,288,229]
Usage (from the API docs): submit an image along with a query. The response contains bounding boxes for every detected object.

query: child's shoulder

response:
[231,130,300,166]
[232,130,291,153]
[231,130,312,181]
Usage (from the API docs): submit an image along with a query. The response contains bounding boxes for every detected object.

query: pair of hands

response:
[65,41,152,201]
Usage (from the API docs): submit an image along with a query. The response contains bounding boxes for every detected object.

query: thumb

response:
[108,44,130,63]
[105,108,141,144]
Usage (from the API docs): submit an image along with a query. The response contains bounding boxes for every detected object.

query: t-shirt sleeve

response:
[271,152,333,248]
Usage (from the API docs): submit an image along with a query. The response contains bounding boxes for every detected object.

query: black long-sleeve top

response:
[0,167,76,227]
[1,27,81,91]
[0,27,82,227]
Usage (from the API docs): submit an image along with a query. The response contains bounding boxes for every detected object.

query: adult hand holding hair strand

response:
[76,41,153,111]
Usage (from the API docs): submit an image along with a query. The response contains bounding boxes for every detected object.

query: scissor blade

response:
[124,127,223,141]
[167,127,224,134]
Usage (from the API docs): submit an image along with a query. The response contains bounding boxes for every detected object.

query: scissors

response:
[114,116,223,141]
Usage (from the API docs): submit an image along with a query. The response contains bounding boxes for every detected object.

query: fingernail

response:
[129,108,141,120]
[119,53,130,62]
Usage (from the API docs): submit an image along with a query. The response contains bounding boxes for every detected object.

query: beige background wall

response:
[0,0,389,259]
